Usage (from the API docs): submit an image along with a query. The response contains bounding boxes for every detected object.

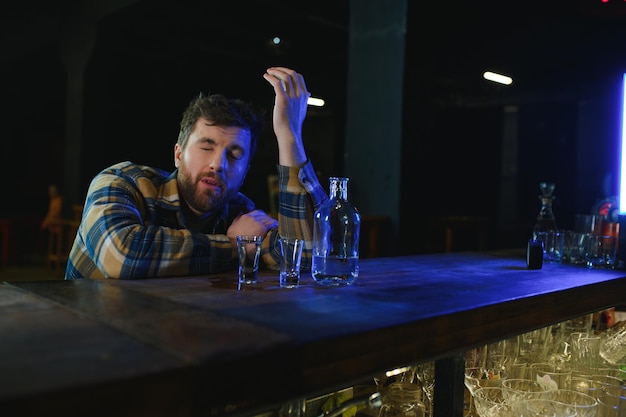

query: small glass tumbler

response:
[279,237,304,288]
[586,235,617,269]
[567,231,590,265]
[600,325,626,365]
[237,235,263,284]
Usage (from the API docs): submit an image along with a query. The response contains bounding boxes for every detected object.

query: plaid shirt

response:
[65,160,327,279]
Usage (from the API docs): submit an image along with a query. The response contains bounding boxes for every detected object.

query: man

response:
[66,67,327,279]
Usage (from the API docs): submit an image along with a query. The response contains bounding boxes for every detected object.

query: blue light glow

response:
[619,73,626,214]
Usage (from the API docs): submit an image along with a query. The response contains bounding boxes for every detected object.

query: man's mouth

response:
[200,176,222,191]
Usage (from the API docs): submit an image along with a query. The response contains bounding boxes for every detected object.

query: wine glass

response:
[549,389,598,417]
[465,367,501,417]
[465,345,507,417]
[466,343,508,379]
[501,378,551,405]
[464,367,483,417]
[519,398,574,417]
[485,341,509,379]
[472,386,514,417]
[415,361,435,417]
[466,345,488,370]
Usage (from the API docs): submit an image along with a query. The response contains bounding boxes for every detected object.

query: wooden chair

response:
[72,204,84,221]
[46,219,80,278]
[438,215,491,253]
[360,215,393,258]
[266,174,279,218]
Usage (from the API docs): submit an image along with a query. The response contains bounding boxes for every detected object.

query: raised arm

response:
[263,67,309,167]
[260,68,328,271]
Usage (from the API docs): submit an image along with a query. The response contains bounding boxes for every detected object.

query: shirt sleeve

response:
[261,160,328,271]
[68,170,233,279]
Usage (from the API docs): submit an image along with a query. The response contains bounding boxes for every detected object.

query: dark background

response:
[2,0,626,259]
[0,0,350,213]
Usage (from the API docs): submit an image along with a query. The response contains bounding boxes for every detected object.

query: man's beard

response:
[178,165,232,214]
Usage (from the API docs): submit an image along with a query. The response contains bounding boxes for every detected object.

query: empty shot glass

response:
[237,235,263,284]
[279,237,304,288]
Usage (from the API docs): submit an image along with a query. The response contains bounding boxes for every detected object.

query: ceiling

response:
[0,0,350,55]
[1,0,626,108]
[0,0,350,110]
[414,0,626,106]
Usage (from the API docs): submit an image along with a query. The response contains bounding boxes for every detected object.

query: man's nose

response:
[209,150,227,171]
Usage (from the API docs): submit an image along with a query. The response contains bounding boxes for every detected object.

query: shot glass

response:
[279,237,304,288]
[237,235,263,284]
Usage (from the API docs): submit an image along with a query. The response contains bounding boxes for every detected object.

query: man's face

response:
[175,118,252,216]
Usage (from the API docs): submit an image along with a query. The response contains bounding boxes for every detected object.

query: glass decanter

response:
[533,182,558,238]
[311,177,360,286]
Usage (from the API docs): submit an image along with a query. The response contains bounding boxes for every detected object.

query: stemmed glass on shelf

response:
[464,342,509,417]
[415,361,435,417]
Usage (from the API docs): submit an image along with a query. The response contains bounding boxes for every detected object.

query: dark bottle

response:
[312,177,360,286]
[527,239,544,269]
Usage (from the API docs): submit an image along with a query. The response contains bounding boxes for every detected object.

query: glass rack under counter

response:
[259,310,626,417]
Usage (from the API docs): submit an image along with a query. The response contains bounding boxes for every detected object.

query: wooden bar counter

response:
[2,250,626,417]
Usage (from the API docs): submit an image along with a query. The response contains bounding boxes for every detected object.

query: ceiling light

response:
[266,36,289,56]
[483,71,513,85]
[307,97,325,107]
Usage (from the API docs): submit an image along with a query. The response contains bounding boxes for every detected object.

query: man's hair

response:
[177,93,264,158]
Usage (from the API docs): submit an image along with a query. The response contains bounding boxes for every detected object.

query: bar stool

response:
[46,219,80,278]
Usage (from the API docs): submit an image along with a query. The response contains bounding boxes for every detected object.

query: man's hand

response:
[263,67,309,167]
[227,210,278,257]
